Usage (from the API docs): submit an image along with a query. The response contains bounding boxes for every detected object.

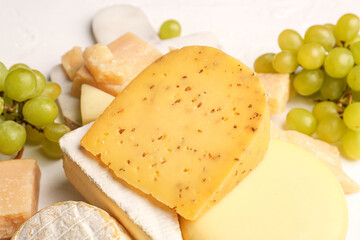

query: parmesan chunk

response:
[61,46,83,80]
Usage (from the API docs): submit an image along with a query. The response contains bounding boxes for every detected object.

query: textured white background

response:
[0,0,359,239]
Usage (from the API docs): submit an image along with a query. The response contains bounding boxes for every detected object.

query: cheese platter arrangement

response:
[0,0,360,239]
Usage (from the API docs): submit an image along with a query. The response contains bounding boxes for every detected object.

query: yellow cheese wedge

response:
[0,159,41,240]
[180,139,348,240]
[270,122,360,194]
[61,46,83,80]
[258,73,290,114]
[80,84,115,125]
[81,46,269,220]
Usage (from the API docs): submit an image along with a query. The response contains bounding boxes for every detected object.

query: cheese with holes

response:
[81,46,269,220]
[61,46,83,80]
[258,73,290,114]
[180,139,348,240]
[60,124,183,240]
[81,84,115,125]
[0,159,40,240]
[11,201,131,240]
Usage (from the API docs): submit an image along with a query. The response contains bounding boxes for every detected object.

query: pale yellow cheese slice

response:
[0,159,40,240]
[81,46,269,220]
[180,139,348,240]
[80,84,115,125]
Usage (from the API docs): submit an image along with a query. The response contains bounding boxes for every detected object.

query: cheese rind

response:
[0,159,40,240]
[11,201,131,240]
[81,46,269,220]
[180,139,348,240]
[60,124,183,240]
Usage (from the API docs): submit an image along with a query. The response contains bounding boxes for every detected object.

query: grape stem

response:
[337,87,353,115]
[15,147,24,159]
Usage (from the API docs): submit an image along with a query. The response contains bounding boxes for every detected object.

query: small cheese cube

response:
[81,46,269,220]
[61,46,83,80]
[258,73,290,114]
[0,159,41,239]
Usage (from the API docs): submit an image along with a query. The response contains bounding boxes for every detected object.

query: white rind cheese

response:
[59,124,183,240]
[12,201,131,240]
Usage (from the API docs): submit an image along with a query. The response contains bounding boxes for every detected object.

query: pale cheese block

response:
[11,201,131,240]
[61,46,83,80]
[180,139,348,240]
[270,122,360,194]
[258,73,290,114]
[81,84,115,125]
[60,124,183,240]
[81,46,269,220]
[0,159,40,240]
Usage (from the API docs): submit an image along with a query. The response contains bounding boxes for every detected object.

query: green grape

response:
[272,51,298,73]
[342,129,360,159]
[41,138,63,158]
[253,53,276,73]
[159,20,181,40]
[8,63,30,72]
[39,82,61,100]
[277,29,304,52]
[324,23,335,33]
[343,102,360,131]
[23,97,58,126]
[347,65,360,91]
[316,116,346,143]
[297,43,325,70]
[44,123,70,142]
[350,41,360,64]
[0,121,26,155]
[0,116,4,124]
[0,62,8,91]
[293,69,324,96]
[304,25,336,51]
[286,108,317,135]
[324,47,354,78]
[320,74,346,100]
[348,35,360,46]
[352,90,360,101]
[5,68,36,102]
[0,97,3,115]
[25,124,44,144]
[312,101,339,121]
[28,70,46,99]
[334,13,360,43]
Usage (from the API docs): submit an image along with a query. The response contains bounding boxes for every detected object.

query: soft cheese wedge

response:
[12,201,131,240]
[81,46,269,220]
[81,84,115,125]
[180,139,348,240]
[60,124,183,240]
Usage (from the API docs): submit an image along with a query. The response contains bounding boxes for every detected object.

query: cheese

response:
[270,122,360,194]
[12,201,131,240]
[180,139,348,240]
[61,46,83,80]
[60,124,183,240]
[81,84,115,125]
[0,159,40,240]
[258,73,290,114]
[81,46,269,220]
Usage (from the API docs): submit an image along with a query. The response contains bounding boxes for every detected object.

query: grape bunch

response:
[0,62,69,159]
[254,13,360,160]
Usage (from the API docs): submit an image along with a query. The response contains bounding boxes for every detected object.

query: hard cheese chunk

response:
[81,84,115,125]
[81,46,269,220]
[12,201,131,240]
[61,46,83,80]
[258,73,290,114]
[0,159,40,240]
[180,139,348,240]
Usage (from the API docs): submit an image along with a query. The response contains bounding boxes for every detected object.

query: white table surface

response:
[0,0,359,239]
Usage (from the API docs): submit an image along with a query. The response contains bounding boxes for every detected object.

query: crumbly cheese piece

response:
[0,159,40,240]
[12,201,131,240]
[61,46,83,80]
[60,124,183,240]
[270,122,359,194]
[81,84,115,125]
[258,73,290,114]
[180,139,348,240]
[81,46,269,220]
